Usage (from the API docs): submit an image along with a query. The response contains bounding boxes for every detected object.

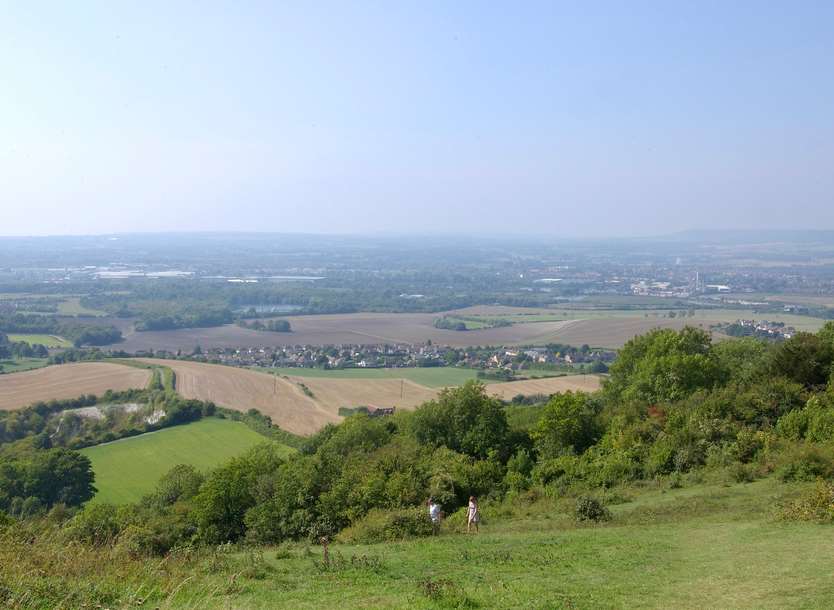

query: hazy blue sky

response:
[2,1,833,237]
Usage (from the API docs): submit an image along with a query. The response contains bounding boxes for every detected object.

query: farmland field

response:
[138,359,601,434]
[0,362,152,411]
[7,333,72,348]
[110,305,827,352]
[115,311,578,351]
[286,375,438,413]
[138,359,339,435]
[264,366,480,388]
[485,374,602,400]
[81,418,290,504]
[57,296,107,316]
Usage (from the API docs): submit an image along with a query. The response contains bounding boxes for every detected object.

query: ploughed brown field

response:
[0,363,152,411]
[111,306,737,352]
[545,317,716,349]
[115,312,578,352]
[486,375,603,400]
[138,359,601,435]
[137,359,340,436]
[286,376,439,413]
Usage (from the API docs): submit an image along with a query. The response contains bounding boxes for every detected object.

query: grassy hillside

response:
[81,418,292,504]
[4,475,833,608]
[217,479,832,608]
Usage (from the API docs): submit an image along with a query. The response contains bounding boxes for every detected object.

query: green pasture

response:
[57,296,107,317]
[81,418,293,504]
[7,333,72,348]
[0,357,50,374]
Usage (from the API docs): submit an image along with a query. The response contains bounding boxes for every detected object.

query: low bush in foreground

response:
[574,495,611,522]
[780,479,834,523]
[337,507,435,544]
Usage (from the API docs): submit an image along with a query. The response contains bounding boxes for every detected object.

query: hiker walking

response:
[428,497,442,534]
[467,496,480,533]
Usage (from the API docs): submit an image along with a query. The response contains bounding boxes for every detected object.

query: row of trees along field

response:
[0,332,49,359]
[2,323,834,557]
[0,314,122,347]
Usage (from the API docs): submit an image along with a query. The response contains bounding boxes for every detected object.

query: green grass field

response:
[57,296,107,317]
[7,333,72,348]
[81,418,293,504]
[0,357,50,374]
[265,366,480,388]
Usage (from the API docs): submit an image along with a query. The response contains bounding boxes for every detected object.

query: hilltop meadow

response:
[2,323,834,608]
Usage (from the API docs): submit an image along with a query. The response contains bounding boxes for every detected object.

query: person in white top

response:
[428,497,442,533]
[467,495,480,533]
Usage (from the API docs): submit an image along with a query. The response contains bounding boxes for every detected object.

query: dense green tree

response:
[604,327,724,404]
[531,392,600,459]
[191,443,286,543]
[410,381,509,459]
[141,464,204,509]
[0,449,95,513]
[769,332,833,388]
[711,337,769,386]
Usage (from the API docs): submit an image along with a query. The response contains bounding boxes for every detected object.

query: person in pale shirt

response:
[427,497,442,533]
[467,495,480,533]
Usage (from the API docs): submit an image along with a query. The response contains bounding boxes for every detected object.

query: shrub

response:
[729,462,757,484]
[64,503,135,545]
[574,495,611,522]
[776,445,834,482]
[337,508,434,544]
[532,454,583,487]
[780,479,834,523]
[776,408,810,440]
[141,464,204,509]
[504,470,529,493]
[418,577,479,608]
[731,429,764,463]
[806,395,834,442]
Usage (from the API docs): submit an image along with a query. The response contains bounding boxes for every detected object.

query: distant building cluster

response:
[714,319,796,340]
[139,342,616,373]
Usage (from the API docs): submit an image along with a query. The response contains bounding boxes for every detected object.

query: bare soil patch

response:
[0,363,151,411]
